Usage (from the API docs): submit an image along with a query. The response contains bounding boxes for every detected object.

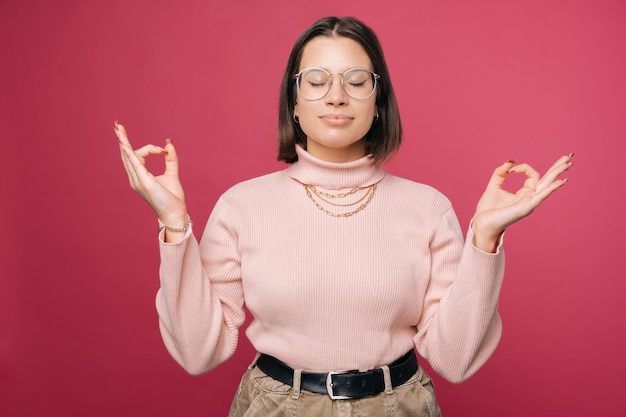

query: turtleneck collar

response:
[285,145,385,190]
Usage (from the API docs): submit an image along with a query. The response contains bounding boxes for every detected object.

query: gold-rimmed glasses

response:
[294,67,380,101]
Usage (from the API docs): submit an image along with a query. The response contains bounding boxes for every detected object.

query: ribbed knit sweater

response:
[157,146,505,383]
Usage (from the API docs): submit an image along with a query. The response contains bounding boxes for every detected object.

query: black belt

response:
[255,350,418,399]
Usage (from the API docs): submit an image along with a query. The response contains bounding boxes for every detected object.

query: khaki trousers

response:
[228,358,442,417]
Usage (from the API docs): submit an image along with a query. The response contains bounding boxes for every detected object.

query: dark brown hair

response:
[277,16,402,163]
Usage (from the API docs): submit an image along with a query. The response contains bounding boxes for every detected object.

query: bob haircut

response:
[277,16,402,164]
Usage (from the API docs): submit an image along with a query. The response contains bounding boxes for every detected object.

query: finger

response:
[534,154,574,193]
[114,121,132,147]
[134,144,167,163]
[120,142,155,186]
[162,138,179,176]
[508,163,541,191]
[119,142,142,186]
[117,134,137,180]
[531,177,569,206]
[540,153,574,180]
[487,159,517,188]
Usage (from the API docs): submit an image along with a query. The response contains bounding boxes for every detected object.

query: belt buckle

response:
[326,370,355,400]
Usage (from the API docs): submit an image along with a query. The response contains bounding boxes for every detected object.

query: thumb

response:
[163,138,180,175]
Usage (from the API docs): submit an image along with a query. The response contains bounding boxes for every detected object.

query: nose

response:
[324,74,348,105]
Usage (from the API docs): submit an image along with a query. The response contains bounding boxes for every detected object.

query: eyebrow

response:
[298,66,375,74]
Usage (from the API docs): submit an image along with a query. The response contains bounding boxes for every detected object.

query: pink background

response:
[2,0,625,415]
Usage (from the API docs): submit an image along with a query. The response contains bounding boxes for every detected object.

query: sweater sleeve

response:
[413,206,505,383]
[155,197,245,375]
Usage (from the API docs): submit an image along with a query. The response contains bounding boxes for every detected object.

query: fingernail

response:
[507,159,516,164]
[166,138,173,145]
[569,152,574,158]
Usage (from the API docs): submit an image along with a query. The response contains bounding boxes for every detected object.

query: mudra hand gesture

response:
[115,120,573,248]
[471,154,574,252]
[115,121,188,241]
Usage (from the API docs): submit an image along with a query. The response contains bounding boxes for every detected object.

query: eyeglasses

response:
[294,67,380,101]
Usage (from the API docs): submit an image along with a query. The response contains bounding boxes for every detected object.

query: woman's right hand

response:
[115,121,188,236]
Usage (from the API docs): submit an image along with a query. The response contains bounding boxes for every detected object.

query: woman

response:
[116,16,572,417]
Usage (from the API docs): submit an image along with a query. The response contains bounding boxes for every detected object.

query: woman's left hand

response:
[471,153,574,252]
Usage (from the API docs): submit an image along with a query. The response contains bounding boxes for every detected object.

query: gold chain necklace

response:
[300,181,379,217]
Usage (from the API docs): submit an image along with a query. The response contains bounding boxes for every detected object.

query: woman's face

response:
[294,36,377,163]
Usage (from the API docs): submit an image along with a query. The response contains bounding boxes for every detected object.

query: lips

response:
[319,114,353,126]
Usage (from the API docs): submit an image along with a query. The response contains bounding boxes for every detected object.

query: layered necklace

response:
[299,180,380,217]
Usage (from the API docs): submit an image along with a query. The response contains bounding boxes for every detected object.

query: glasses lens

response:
[298,69,331,100]
[343,69,376,99]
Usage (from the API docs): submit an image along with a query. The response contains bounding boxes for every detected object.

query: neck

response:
[305,139,367,163]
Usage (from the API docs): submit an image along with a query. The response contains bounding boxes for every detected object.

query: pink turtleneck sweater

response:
[156,146,505,383]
